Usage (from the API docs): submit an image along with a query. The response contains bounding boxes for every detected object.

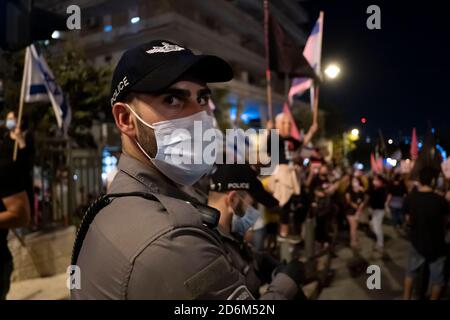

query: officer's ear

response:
[112,102,137,138]
[226,190,239,207]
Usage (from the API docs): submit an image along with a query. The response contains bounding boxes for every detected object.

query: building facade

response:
[37,0,313,126]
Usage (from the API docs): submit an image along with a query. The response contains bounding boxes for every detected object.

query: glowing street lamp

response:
[350,128,360,140]
[343,128,360,161]
[51,30,61,39]
[324,64,341,79]
[130,16,140,24]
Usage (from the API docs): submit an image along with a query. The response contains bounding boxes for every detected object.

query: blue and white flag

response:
[288,12,324,107]
[24,44,71,134]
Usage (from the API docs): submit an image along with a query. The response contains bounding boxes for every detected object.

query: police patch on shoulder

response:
[227,285,255,300]
[185,255,238,299]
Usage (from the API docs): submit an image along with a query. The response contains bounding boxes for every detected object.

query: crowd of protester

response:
[219,112,450,300]
[1,107,449,300]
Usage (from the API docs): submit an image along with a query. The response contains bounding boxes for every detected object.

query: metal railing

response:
[31,138,103,231]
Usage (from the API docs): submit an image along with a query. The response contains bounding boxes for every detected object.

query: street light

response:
[51,30,61,39]
[130,16,140,24]
[343,128,360,163]
[324,64,341,79]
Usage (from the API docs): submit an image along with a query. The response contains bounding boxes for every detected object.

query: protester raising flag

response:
[282,102,301,141]
[288,12,324,106]
[24,44,71,134]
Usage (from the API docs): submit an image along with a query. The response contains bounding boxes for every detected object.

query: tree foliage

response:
[46,39,112,147]
[211,87,234,131]
[1,39,112,148]
[0,49,24,117]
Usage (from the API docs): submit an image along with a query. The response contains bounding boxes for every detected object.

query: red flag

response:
[410,128,418,160]
[370,152,383,173]
[377,156,383,174]
[282,102,301,141]
[370,153,377,173]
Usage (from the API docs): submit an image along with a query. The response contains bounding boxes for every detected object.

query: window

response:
[103,14,112,32]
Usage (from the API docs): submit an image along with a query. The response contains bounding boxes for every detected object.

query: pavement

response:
[6,220,447,300]
[7,273,69,300]
[319,221,412,300]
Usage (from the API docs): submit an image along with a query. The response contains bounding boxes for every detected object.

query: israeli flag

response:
[288,11,324,107]
[24,44,71,134]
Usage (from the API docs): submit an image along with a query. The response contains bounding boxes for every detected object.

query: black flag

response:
[411,130,442,180]
[268,13,316,79]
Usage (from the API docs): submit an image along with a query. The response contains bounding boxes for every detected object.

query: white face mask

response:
[126,105,217,186]
[6,119,16,131]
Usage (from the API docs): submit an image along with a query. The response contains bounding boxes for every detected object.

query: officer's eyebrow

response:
[198,87,211,97]
[155,86,211,98]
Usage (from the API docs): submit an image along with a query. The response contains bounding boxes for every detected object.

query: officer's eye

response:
[197,94,210,106]
[164,95,183,107]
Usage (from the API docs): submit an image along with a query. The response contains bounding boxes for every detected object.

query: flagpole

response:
[263,0,273,124]
[378,128,386,157]
[13,46,30,162]
[312,84,319,125]
[313,11,324,126]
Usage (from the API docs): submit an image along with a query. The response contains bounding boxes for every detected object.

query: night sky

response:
[305,0,450,141]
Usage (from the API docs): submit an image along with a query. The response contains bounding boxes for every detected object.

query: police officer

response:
[208,164,306,299]
[71,40,304,300]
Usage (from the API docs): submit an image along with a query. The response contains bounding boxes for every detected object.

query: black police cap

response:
[209,164,279,209]
[110,40,233,106]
